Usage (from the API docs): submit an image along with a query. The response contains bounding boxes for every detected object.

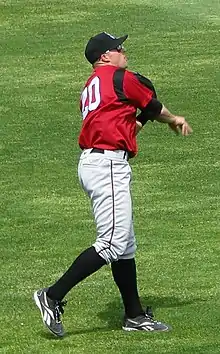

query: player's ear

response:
[100,53,111,63]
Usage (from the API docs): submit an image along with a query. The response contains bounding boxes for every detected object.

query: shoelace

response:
[145,306,163,325]
[145,306,154,320]
[54,300,67,323]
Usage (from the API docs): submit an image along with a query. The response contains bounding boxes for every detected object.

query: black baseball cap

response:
[85,32,128,64]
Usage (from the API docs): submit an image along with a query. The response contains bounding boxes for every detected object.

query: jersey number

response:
[81,76,101,119]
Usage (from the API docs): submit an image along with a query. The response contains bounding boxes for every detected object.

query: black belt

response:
[91,148,104,154]
[90,148,128,160]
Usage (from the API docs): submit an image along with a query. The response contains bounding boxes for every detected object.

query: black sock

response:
[111,258,144,318]
[47,246,106,301]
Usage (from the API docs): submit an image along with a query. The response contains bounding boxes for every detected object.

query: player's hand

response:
[135,120,143,135]
[168,116,193,136]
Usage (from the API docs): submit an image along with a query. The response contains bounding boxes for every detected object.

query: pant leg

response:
[78,153,136,264]
[118,222,137,260]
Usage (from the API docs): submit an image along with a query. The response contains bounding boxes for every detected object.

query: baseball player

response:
[34,32,192,337]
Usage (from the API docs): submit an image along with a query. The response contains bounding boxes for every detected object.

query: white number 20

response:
[81,76,101,120]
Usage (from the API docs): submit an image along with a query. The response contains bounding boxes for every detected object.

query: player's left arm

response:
[123,71,192,136]
[123,71,160,135]
[129,72,192,136]
[136,102,193,136]
[123,71,158,135]
[135,100,162,135]
[154,104,193,136]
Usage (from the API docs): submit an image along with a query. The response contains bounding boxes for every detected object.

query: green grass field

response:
[1,0,220,353]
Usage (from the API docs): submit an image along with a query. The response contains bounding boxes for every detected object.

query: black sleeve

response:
[112,69,162,125]
[136,98,162,126]
[134,72,157,98]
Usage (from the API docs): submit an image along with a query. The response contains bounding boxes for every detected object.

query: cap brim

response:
[108,34,128,51]
[117,34,128,45]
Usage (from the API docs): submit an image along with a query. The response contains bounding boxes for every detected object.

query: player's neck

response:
[93,62,119,69]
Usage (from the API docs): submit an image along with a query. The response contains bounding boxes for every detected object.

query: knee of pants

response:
[93,240,136,264]
[118,243,137,261]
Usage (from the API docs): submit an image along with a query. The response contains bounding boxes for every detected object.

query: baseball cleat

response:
[33,288,67,337]
[122,313,170,332]
[145,306,154,319]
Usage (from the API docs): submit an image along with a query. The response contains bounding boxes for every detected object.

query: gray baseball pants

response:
[78,149,136,264]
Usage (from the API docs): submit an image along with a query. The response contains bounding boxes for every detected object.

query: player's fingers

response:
[186,124,193,135]
[169,123,179,135]
[182,124,189,136]
[181,124,187,136]
[182,123,192,136]
[187,125,193,133]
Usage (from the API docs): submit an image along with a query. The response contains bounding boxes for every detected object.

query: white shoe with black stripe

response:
[122,313,170,332]
[33,288,67,337]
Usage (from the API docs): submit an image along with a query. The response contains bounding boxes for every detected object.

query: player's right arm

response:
[135,120,143,135]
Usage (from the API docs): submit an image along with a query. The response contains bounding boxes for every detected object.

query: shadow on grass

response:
[39,325,112,340]
[97,294,206,330]
[39,294,205,339]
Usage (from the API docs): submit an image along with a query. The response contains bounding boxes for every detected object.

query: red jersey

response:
[78,65,155,157]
